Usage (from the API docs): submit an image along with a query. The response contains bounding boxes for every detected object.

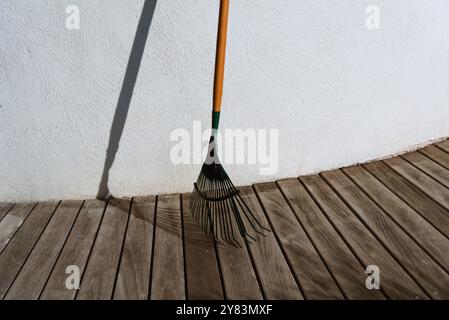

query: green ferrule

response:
[212,111,221,130]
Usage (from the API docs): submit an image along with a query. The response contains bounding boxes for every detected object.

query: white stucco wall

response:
[1,0,449,202]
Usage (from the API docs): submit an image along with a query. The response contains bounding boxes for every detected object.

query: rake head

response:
[189,137,269,247]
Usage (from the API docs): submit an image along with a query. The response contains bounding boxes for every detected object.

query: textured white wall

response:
[1,0,449,202]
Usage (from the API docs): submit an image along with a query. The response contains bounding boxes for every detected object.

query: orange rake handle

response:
[213,0,230,113]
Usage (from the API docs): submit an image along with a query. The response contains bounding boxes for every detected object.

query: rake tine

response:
[219,181,236,246]
[190,160,269,246]
[236,194,270,236]
[231,197,257,244]
[224,179,269,236]
[217,183,226,245]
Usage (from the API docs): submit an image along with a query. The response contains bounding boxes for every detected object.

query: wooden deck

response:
[1,140,449,300]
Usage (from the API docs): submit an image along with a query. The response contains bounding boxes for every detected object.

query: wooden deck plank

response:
[76,198,130,300]
[40,200,106,300]
[0,203,15,222]
[215,242,263,299]
[364,161,449,236]
[344,166,449,272]
[301,175,428,300]
[213,197,263,300]
[278,178,383,300]
[0,201,59,299]
[384,157,449,211]
[238,186,305,299]
[0,203,36,253]
[420,145,449,173]
[182,193,224,300]
[402,151,449,189]
[322,170,448,299]
[5,201,83,300]
[436,139,449,153]
[1,140,449,300]
[253,183,341,299]
[113,196,156,300]
[150,194,185,300]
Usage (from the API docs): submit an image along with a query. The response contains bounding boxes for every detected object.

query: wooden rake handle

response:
[213,0,230,113]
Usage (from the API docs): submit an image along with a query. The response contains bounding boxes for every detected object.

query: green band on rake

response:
[212,111,220,130]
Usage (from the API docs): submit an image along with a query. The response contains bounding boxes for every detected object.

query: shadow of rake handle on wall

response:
[96,0,158,200]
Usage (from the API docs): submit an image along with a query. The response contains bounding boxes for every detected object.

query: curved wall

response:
[1,0,449,201]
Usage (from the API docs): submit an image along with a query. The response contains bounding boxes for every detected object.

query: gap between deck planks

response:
[40,200,107,300]
[5,201,83,300]
[1,140,449,300]
[113,196,156,300]
[0,201,60,299]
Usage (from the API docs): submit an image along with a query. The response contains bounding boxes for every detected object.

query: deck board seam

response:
[238,191,269,300]
[398,154,449,193]
[3,201,62,300]
[300,177,390,300]
[0,203,38,257]
[251,185,307,300]
[74,199,109,300]
[0,203,15,224]
[209,215,228,300]
[435,144,449,157]
[319,173,432,299]
[147,195,158,300]
[179,194,189,301]
[277,180,347,300]
[381,160,449,220]
[417,149,449,172]
[38,200,85,300]
[242,230,267,299]
[111,198,134,300]
[362,164,449,239]
[341,169,449,275]
[211,241,228,300]
[2,139,449,300]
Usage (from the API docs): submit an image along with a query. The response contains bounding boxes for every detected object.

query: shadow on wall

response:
[97,0,158,199]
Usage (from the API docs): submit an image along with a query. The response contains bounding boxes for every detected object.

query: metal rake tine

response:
[224,179,269,235]
[217,182,227,245]
[223,190,240,246]
[235,194,270,236]
[217,180,235,246]
[231,196,257,243]
[226,197,243,247]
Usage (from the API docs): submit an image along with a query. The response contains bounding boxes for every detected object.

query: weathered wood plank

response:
[323,170,447,299]
[77,198,130,300]
[344,166,449,272]
[214,197,263,300]
[254,183,341,299]
[5,201,83,300]
[436,139,449,153]
[0,203,36,253]
[113,196,156,300]
[237,186,305,299]
[0,203,15,222]
[1,139,448,301]
[182,193,224,300]
[215,244,262,299]
[40,200,106,300]
[364,161,449,236]
[278,178,383,300]
[402,152,449,189]
[0,201,59,299]
[150,194,185,300]
[384,157,449,211]
[420,145,449,172]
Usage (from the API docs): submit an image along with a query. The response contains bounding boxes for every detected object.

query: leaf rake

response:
[189,0,269,247]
